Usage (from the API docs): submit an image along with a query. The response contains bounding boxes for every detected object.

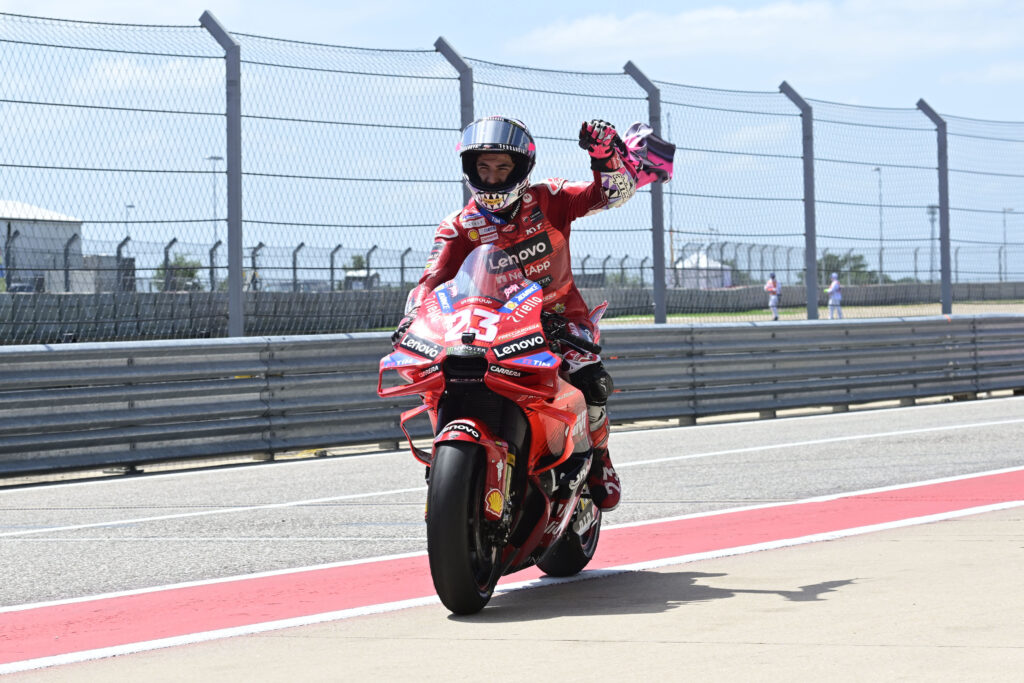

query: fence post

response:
[292,242,305,292]
[5,228,20,290]
[200,11,244,336]
[63,233,80,292]
[779,82,819,319]
[330,244,343,291]
[209,240,221,292]
[624,61,667,324]
[163,238,178,292]
[435,37,473,207]
[916,99,952,315]
[400,247,412,290]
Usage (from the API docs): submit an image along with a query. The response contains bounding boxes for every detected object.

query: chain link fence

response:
[2,11,1023,344]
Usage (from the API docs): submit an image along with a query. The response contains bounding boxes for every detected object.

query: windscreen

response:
[442,244,533,305]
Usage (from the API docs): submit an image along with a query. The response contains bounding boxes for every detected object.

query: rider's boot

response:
[587,446,620,511]
[585,405,620,511]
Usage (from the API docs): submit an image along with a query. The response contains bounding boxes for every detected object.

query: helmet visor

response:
[459,118,535,157]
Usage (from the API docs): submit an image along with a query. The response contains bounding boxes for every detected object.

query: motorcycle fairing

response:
[398,403,435,465]
[498,281,542,312]
[434,418,511,521]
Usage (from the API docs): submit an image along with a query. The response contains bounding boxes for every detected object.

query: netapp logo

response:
[399,333,442,359]
[492,333,545,360]
[487,233,554,270]
[442,422,481,440]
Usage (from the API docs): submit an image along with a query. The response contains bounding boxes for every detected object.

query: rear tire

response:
[537,503,601,577]
[427,441,501,614]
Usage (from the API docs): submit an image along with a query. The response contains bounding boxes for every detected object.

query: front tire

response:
[427,441,501,614]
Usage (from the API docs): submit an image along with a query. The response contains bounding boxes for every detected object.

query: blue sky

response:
[5,0,1023,122]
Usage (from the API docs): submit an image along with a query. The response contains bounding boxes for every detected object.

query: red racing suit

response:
[404,156,638,334]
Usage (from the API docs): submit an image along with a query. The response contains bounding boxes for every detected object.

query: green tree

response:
[798,252,888,286]
[154,254,203,292]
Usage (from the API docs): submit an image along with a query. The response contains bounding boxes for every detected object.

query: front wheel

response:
[426,441,501,615]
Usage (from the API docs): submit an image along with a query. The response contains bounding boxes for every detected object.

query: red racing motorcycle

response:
[379,244,605,614]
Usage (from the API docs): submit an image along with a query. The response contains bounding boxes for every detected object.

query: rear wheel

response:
[537,500,601,577]
[427,442,501,614]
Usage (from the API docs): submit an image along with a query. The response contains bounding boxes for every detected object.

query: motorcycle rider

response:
[391,115,638,511]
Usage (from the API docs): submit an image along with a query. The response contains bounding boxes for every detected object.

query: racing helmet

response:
[458,116,536,214]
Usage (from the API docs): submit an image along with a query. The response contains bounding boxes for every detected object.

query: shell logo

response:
[485,489,504,516]
[468,229,479,241]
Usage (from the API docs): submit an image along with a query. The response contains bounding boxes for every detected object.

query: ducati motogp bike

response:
[379,244,605,614]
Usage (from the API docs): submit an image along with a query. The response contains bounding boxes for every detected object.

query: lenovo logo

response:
[442,422,481,440]
[492,333,545,360]
[487,233,554,270]
[399,333,442,359]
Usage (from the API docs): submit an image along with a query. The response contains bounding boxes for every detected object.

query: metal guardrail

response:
[2,315,1023,477]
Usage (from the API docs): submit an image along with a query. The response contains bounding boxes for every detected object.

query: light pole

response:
[1003,208,1014,283]
[872,167,883,284]
[926,204,938,283]
[205,155,223,246]
[124,204,135,239]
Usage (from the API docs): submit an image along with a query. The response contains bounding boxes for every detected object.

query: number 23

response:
[444,307,500,342]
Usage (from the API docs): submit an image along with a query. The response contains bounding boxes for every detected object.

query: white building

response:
[1,200,89,292]
[668,250,733,289]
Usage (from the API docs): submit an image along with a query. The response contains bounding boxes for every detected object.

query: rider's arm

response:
[549,120,638,224]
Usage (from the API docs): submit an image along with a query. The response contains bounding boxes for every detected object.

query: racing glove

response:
[541,311,568,347]
[579,119,625,170]
[390,313,415,347]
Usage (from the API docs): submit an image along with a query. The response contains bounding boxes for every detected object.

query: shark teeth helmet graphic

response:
[458,116,536,214]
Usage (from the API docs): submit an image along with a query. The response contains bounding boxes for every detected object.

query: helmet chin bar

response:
[468,176,529,214]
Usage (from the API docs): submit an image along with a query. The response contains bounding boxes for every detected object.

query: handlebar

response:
[541,312,602,355]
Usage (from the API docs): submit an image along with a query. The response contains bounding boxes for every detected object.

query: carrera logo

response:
[489,364,526,378]
[493,332,545,360]
[399,333,442,359]
[442,422,481,440]
[486,233,553,270]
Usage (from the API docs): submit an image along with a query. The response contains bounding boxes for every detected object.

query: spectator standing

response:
[764,272,780,321]
[826,272,843,319]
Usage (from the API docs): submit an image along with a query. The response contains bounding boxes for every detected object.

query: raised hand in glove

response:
[390,313,415,347]
[579,119,623,159]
